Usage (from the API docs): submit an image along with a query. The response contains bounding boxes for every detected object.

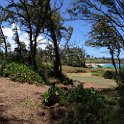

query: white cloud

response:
[2,24,48,50]
[2,26,14,37]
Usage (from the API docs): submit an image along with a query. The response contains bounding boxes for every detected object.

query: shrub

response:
[61,85,107,124]
[2,62,44,85]
[59,74,73,85]
[103,70,115,79]
[42,85,110,123]
[37,63,54,78]
[115,67,124,88]
[0,67,3,77]
[92,69,104,77]
[42,86,57,107]
[97,65,103,68]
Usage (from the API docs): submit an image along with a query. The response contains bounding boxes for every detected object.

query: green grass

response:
[62,65,91,73]
[67,73,117,89]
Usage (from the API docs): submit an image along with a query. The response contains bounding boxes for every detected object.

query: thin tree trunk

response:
[14,26,22,62]
[28,26,34,67]
[50,28,62,78]
[0,26,7,56]
[117,50,121,75]
[33,38,38,70]
[110,49,118,75]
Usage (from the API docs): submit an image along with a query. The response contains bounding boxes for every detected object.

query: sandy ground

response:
[0,76,115,124]
[0,77,51,124]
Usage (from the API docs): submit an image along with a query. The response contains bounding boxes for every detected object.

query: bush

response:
[115,67,124,88]
[2,62,44,85]
[42,85,107,123]
[61,85,107,124]
[42,86,57,106]
[92,69,104,77]
[37,63,54,77]
[103,70,115,79]
[59,74,73,85]
[0,67,4,77]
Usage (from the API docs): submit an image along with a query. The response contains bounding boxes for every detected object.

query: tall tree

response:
[12,25,22,62]
[46,8,69,78]
[6,0,51,70]
[69,0,124,47]
[69,0,124,75]
[86,18,122,75]
[0,8,9,56]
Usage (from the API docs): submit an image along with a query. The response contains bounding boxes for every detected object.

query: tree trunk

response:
[117,50,121,75]
[33,38,38,70]
[0,26,7,56]
[14,26,22,62]
[50,28,62,78]
[110,49,118,75]
[28,26,34,67]
[28,33,38,70]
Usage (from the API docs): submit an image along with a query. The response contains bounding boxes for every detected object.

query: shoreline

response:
[86,63,124,68]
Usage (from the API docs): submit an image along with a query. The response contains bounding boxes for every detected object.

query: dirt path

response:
[0,75,117,124]
[0,77,50,124]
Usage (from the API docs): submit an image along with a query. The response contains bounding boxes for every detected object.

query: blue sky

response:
[59,0,112,58]
[1,0,123,58]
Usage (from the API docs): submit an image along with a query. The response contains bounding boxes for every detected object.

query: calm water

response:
[94,63,124,68]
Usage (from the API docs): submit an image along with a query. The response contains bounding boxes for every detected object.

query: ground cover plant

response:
[67,72,117,89]
[103,70,116,79]
[42,85,114,124]
[1,62,44,85]
[62,65,89,73]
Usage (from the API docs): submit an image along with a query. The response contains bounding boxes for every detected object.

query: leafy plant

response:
[92,69,104,77]
[60,85,107,124]
[2,62,44,85]
[116,67,124,88]
[42,86,57,106]
[59,74,73,85]
[103,70,115,79]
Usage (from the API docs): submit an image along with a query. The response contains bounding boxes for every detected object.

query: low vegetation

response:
[1,0,124,123]
[0,62,44,85]
[42,85,116,124]
[62,65,89,73]
[103,70,116,79]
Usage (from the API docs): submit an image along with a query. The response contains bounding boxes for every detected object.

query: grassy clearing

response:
[67,73,117,89]
[62,65,116,89]
[62,65,90,73]
[62,65,114,73]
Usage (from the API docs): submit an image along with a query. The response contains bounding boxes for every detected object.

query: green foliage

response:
[59,74,73,85]
[92,69,104,76]
[37,63,53,78]
[62,47,85,67]
[103,70,115,79]
[116,67,124,88]
[42,86,57,106]
[64,85,105,105]
[42,85,112,123]
[2,62,44,85]
[61,85,107,124]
